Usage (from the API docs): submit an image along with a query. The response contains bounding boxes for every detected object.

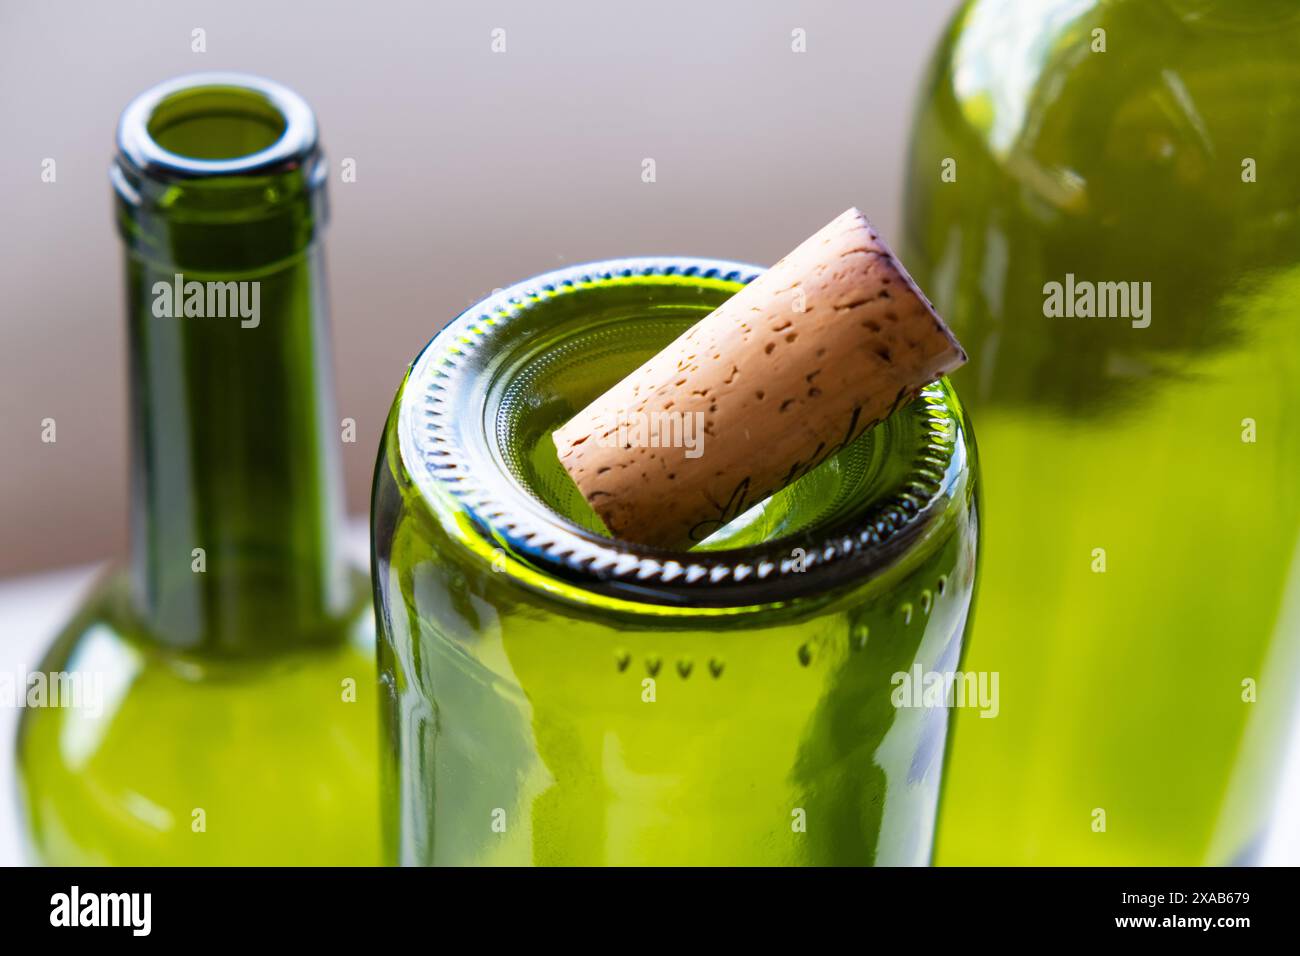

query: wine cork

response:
[553,207,966,551]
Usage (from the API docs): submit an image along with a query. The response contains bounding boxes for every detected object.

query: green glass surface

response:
[372,263,981,865]
[16,76,380,865]
[904,0,1300,865]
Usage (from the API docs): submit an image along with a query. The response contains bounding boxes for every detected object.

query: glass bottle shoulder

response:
[15,567,380,865]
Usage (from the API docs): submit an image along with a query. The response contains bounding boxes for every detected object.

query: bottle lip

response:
[399,257,971,610]
[116,72,318,180]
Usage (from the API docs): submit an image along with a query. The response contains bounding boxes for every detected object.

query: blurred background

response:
[0,0,953,576]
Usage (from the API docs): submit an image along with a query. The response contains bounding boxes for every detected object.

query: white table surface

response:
[2,522,1298,867]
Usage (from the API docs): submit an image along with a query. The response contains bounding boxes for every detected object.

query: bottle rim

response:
[115,72,318,181]
[398,257,971,609]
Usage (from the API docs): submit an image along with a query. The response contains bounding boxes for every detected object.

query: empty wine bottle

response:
[16,74,379,864]
[905,0,1300,865]
[371,259,980,865]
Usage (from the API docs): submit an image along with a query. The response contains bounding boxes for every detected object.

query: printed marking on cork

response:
[553,208,967,552]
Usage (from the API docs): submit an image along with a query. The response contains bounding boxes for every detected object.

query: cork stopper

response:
[553,208,967,551]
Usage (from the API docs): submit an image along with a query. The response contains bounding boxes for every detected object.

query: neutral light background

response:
[0,0,955,577]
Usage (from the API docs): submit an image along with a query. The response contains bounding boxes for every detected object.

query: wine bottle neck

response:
[125,249,352,654]
[114,74,353,655]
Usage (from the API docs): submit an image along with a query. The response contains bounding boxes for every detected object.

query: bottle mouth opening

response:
[117,72,317,179]
[400,258,971,608]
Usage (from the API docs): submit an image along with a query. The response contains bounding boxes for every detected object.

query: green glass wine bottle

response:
[16,74,379,865]
[371,259,981,865]
[904,0,1300,865]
